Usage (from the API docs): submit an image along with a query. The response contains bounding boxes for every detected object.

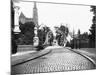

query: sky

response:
[14,1,93,34]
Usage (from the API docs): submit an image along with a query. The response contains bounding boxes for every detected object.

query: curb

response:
[65,47,96,67]
[11,49,52,66]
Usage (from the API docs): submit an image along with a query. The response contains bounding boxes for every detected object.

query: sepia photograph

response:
[11,0,96,74]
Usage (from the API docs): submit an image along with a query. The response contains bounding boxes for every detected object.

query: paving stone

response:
[12,48,95,74]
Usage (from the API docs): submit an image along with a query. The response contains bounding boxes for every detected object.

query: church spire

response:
[34,1,37,9]
[33,1,38,27]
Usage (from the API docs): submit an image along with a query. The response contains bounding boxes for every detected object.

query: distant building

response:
[70,33,89,48]
[19,2,38,27]
[19,12,33,24]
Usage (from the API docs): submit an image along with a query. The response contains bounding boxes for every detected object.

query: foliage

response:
[16,22,35,45]
[77,29,80,38]
[37,26,52,46]
[89,6,96,41]
[90,6,96,15]
[89,6,96,47]
[11,1,14,29]
[55,25,69,46]
[59,25,69,36]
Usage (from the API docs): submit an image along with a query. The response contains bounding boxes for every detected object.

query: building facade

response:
[19,2,38,27]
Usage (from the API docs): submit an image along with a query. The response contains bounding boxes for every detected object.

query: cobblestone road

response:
[12,47,95,74]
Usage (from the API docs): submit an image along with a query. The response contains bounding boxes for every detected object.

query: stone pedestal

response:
[33,27,39,47]
[13,25,21,34]
[33,36,39,47]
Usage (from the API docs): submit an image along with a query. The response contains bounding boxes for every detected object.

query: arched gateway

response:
[43,29,68,47]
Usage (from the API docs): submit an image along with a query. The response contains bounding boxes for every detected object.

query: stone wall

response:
[17,45,37,52]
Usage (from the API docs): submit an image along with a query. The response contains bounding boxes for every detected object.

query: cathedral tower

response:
[33,1,38,27]
[33,2,39,47]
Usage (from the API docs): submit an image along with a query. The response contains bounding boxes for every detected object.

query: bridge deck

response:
[12,47,95,74]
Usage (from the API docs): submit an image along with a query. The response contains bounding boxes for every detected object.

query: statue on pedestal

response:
[33,27,39,47]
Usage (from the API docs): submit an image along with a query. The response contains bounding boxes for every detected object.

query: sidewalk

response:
[11,49,51,66]
[12,51,36,57]
[74,49,96,63]
[45,45,63,49]
[70,48,96,65]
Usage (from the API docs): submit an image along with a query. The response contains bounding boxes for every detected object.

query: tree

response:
[16,22,35,45]
[71,29,75,49]
[89,6,96,48]
[77,29,81,49]
[59,25,69,36]
[11,0,15,30]
[55,25,69,46]
[37,26,51,46]
[78,29,80,37]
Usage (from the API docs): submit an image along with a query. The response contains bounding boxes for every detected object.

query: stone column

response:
[13,6,21,34]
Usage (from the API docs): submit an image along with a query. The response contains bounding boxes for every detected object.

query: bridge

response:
[11,20,95,74]
[11,46,95,74]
